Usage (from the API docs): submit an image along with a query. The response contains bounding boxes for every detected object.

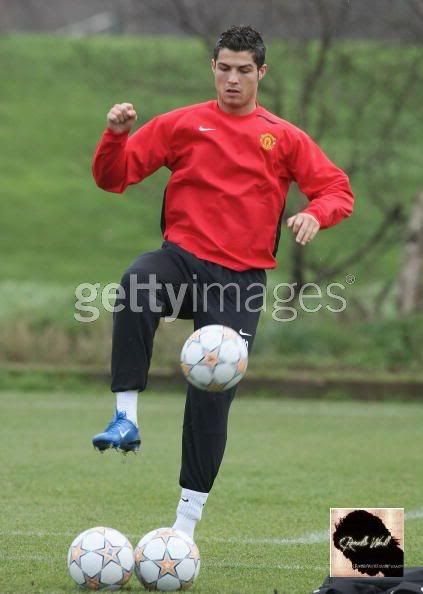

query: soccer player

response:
[91,25,354,538]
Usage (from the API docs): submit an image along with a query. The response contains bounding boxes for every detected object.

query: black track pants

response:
[111,241,266,492]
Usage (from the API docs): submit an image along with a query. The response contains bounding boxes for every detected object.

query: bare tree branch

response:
[396,191,423,314]
[408,0,423,24]
[346,51,422,182]
[308,205,405,284]
[345,277,395,321]
[297,1,333,127]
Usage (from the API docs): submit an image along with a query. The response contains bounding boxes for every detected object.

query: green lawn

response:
[1,390,422,593]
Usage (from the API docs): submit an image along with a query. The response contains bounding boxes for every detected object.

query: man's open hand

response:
[107,103,138,134]
[287,213,320,245]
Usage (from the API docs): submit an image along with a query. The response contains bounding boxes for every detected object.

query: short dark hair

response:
[213,25,266,68]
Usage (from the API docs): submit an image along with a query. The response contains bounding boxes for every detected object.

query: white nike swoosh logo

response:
[199,126,216,132]
[119,429,130,438]
[239,329,252,336]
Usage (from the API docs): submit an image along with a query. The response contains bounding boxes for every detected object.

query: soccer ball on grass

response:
[67,526,134,590]
[134,527,200,591]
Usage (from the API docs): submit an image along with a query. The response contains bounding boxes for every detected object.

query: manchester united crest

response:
[260,133,276,151]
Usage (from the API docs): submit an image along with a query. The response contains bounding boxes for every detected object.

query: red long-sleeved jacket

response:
[92,100,354,271]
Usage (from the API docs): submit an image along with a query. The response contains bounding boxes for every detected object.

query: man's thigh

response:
[122,246,194,319]
[193,276,266,353]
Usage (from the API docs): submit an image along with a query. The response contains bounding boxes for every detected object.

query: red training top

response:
[92,100,354,271]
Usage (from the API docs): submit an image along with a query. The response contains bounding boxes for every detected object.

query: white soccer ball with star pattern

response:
[67,526,134,590]
[180,325,248,392]
[134,527,200,591]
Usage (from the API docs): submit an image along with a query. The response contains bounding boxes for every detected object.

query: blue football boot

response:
[92,410,141,453]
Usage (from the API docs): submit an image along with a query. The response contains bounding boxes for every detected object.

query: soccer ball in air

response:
[180,324,248,391]
[67,526,134,590]
[134,527,200,591]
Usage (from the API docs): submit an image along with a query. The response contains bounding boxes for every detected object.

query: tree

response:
[396,191,423,314]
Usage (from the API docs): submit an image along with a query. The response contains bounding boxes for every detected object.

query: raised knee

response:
[119,268,152,291]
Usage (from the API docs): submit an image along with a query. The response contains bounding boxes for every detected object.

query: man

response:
[91,25,354,539]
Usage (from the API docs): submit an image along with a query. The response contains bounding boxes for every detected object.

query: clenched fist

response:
[107,103,138,134]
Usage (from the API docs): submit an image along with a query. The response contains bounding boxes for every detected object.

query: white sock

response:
[172,488,209,539]
[116,391,138,426]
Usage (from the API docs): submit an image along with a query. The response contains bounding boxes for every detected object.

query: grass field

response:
[1,389,423,593]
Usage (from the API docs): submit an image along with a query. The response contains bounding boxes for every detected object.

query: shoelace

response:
[104,410,129,432]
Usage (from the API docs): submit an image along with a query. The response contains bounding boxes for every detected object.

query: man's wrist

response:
[301,210,321,227]
[105,127,130,137]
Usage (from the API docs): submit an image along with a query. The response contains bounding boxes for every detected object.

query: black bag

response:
[313,567,423,593]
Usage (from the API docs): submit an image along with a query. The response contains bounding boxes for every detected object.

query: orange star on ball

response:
[97,540,122,567]
[155,551,179,578]
[70,541,87,568]
[84,574,101,590]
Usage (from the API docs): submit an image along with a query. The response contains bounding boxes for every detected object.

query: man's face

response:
[211,48,267,113]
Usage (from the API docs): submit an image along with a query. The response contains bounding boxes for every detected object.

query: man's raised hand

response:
[107,103,138,134]
[287,213,320,245]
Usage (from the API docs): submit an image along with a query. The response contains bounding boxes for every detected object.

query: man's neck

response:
[216,97,257,116]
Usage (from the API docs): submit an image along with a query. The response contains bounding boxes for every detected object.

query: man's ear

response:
[258,64,268,81]
[211,58,216,73]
